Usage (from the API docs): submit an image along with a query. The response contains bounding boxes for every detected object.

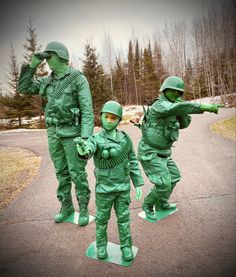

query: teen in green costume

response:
[138,76,224,220]
[18,41,94,226]
[75,101,143,261]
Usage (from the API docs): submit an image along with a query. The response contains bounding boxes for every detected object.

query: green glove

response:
[74,137,91,156]
[30,54,43,69]
[200,104,224,114]
[135,187,142,201]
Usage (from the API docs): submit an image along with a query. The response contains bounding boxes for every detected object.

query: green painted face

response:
[101,112,120,131]
[165,89,183,102]
[46,52,67,75]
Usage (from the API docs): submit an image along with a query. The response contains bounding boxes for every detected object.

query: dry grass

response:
[210,116,236,141]
[0,147,42,211]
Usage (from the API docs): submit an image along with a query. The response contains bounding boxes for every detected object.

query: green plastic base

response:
[63,211,94,225]
[138,206,178,222]
[86,241,138,266]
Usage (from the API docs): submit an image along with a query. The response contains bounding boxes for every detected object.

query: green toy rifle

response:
[35,52,51,60]
[74,137,90,157]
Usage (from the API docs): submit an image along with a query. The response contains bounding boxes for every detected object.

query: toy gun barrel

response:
[35,52,51,59]
[75,137,86,151]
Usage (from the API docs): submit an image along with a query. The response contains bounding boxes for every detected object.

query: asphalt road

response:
[0,108,235,277]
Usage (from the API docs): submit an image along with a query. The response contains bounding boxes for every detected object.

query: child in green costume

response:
[74,101,143,261]
[138,76,224,221]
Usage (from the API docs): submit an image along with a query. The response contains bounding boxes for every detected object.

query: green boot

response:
[121,247,134,261]
[97,246,107,259]
[155,202,176,210]
[77,194,90,226]
[142,188,159,220]
[155,199,163,211]
[96,223,108,258]
[158,189,176,210]
[78,207,89,226]
[142,202,157,220]
[117,216,133,260]
[162,203,176,210]
[55,194,74,223]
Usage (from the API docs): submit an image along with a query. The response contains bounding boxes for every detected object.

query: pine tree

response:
[184,58,194,100]
[0,43,33,127]
[134,40,141,104]
[134,40,140,79]
[0,89,8,122]
[22,18,48,127]
[127,40,135,104]
[112,56,126,104]
[153,40,166,86]
[82,42,110,126]
[127,40,139,104]
[140,41,159,104]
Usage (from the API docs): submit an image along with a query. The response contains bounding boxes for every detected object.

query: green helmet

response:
[45,41,69,61]
[160,76,184,93]
[101,101,123,118]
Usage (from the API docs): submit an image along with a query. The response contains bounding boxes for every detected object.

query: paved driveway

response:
[0,108,235,277]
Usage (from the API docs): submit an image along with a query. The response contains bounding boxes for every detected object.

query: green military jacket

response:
[138,94,203,157]
[18,65,94,138]
[85,129,144,193]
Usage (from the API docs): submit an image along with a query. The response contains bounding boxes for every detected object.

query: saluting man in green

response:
[75,101,143,261]
[18,41,94,226]
[138,76,224,220]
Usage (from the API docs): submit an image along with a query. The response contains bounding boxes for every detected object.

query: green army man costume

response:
[75,101,143,261]
[18,41,94,226]
[138,76,224,220]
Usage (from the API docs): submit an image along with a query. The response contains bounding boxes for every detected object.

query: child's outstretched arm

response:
[74,137,91,156]
[73,136,97,159]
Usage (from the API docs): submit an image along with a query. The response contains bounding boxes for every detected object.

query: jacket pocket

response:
[164,122,180,142]
[95,168,109,182]
[109,163,130,183]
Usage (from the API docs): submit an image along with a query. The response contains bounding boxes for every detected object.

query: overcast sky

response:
[0,0,233,91]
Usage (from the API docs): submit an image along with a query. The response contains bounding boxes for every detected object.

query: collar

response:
[51,67,71,80]
[101,129,124,143]
[159,94,170,102]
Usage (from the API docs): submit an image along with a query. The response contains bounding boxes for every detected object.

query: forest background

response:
[0,0,235,127]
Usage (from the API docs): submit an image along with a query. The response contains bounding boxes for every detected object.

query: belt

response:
[46,117,72,126]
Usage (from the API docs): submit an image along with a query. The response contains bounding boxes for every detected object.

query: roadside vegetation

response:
[0,147,41,211]
[210,115,236,141]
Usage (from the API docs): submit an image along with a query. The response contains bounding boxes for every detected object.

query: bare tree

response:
[102,31,114,97]
[190,1,236,101]
[163,20,187,77]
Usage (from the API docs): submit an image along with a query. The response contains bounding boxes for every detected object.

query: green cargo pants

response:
[47,126,90,204]
[95,191,132,249]
[140,154,181,207]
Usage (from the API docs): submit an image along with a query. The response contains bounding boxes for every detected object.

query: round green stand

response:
[138,206,178,222]
[63,211,94,225]
[86,241,138,266]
